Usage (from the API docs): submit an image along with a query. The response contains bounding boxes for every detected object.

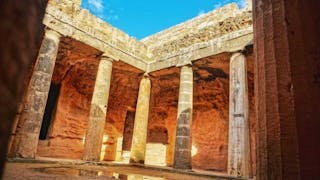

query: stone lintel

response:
[147,28,253,72]
[44,3,253,74]
[43,6,149,71]
[176,59,192,67]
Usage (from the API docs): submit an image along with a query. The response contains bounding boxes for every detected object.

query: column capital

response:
[142,72,150,79]
[101,53,119,62]
[44,28,61,43]
[176,59,192,67]
[230,52,246,63]
[101,55,115,62]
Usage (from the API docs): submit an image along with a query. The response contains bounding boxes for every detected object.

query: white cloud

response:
[214,0,247,9]
[198,10,206,16]
[88,0,103,11]
[214,2,223,9]
[237,0,247,9]
[86,0,119,22]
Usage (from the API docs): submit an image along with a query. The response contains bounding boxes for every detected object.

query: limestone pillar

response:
[173,65,193,169]
[130,75,151,164]
[10,29,61,158]
[228,52,250,177]
[82,56,113,161]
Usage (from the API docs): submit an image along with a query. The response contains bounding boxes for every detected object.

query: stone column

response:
[130,75,151,164]
[228,52,250,177]
[82,56,113,161]
[173,65,193,169]
[10,29,61,158]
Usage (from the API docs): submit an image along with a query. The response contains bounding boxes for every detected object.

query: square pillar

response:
[173,65,193,169]
[10,29,61,158]
[228,52,251,177]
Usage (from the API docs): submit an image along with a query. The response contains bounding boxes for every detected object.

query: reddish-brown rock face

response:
[37,38,255,173]
[148,53,256,172]
[192,53,254,172]
[149,67,180,166]
[0,0,47,175]
[102,61,142,161]
[37,38,101,158]
[192,54,230,171]
[38,37,143,160]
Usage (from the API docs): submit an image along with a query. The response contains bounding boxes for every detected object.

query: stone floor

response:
[2,159,247,180]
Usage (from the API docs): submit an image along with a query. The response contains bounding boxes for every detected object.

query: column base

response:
[129,159,145,164]
[173,150,192,170]
[10,132,39,159]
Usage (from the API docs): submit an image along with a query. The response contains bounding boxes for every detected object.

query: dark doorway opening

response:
[122,111,135,151]
[39,82,61,140]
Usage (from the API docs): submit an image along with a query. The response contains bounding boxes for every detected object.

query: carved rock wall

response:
[148,53,255,172]
[102,61,142,161]
[142,4,252,60]
[37,38,255,173]
[37,38,143,160]
[37,38,100,158]
[254,0,320,178]
[0,0,47,175]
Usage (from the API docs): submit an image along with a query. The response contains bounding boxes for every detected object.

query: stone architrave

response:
[82,56,113,161]
[10,29,61,158]
[130,76,151,164]
[173,65,193,169]
[228,52,250,177]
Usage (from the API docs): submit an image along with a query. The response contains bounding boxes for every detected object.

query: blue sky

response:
[82,0,246,40]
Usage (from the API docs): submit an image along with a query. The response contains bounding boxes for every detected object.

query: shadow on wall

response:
[0,0,48,177]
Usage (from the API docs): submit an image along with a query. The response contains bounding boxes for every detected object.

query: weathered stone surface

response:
[44,2,253,72]
[102,62,142,161]
[254,0,320,179]
[5,0,320,179]
[148,67,180,167]
[145,143,167,166]
[146,53,256,172]
[83,57,113,161]
[43,4,150,69]
[37,51,256,173]
[37,37,100,159]
[173,65,193,169]
[192,53,256,173]
[141,4,253,73]
[228,53,250,177]
[130,77,151,164]
[37,45,142,160]
[10,29,60,158]
[12,0,257,173]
